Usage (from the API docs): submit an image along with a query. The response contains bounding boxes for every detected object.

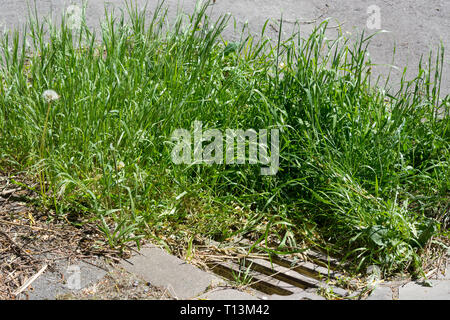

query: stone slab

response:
[121,245,224,299]
[399,280,450,300]
[22,260,108,300]
[197,288,259,300]
[366,286,393,300]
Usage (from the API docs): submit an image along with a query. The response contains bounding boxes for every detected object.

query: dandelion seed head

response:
[116,161,125,171]
[42,89,60,102]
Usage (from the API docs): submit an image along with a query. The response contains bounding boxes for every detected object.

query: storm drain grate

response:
[202,239,357,298]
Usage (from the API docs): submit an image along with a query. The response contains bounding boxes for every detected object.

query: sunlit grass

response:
[0,1,448,277]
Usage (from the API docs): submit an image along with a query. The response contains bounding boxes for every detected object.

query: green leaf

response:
[367,225,390,247]
[415,218,438,248]
[222,42,240,56]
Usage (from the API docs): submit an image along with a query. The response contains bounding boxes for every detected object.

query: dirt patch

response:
[0,172,136,299]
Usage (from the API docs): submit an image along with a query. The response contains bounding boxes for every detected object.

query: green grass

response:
[0,1,448,277]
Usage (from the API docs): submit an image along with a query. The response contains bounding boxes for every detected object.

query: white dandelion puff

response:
[42,89,60,102]
[116,161,125,171]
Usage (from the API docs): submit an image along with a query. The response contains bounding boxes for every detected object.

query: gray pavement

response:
[18,259,108,300]
[367,260,450,300]
[120,245,225,299]
[119,244,450,300]
[398,280,450,300]
[366,286,393,300]
[0,0,449,96]
[15,242,450,300]
[197,288,258,300]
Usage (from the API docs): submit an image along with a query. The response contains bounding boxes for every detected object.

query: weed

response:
[0,0,448,276]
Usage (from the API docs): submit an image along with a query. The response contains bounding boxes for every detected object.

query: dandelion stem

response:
[39,101,52,205]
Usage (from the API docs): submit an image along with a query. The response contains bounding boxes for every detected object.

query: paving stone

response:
[197,288,259,300]
[23,260,108,300]
[399,280,450,300]
[366,286,393,300]
[121,245,224,299]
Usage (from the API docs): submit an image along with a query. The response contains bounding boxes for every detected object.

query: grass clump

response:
[0,1,448,277]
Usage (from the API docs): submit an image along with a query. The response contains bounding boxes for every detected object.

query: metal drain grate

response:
[203,239,357,298]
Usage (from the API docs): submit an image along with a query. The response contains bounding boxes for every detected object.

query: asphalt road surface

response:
[0,0,449,96]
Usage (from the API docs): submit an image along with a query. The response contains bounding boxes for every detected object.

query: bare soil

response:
[0,172,169,300]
